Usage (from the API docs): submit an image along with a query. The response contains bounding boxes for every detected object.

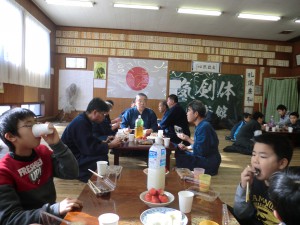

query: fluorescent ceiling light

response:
[295,19,300,23]
[113,3,160,10]
[45,0,94,7]
[238,13,280,21]
[177,8,222,16]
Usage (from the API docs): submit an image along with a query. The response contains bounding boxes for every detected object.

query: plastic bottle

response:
[269,115,275,127]
[147,137,166,190]
[134,115,144,138]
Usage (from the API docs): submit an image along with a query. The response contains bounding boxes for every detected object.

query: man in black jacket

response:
[224,112,264,155]
[159,94,190,145]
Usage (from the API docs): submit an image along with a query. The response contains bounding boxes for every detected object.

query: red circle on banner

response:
[126,67,149,91]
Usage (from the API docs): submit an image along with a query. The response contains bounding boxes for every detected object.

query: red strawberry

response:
[157,188,164,195]
[148,188,157,196]
[144,193,152,202]
[151,195,160,203]
[158,194,169,203]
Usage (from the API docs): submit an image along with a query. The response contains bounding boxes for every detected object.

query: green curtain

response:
[262,78,299,124]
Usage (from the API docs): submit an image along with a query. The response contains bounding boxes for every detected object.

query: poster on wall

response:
[0,83,4,93]
[244,69,256,107]
[94,62,107,79]
[169,71,244,127]
[94,62,106,88]
[107,58,168,99]
[58,70,93,111]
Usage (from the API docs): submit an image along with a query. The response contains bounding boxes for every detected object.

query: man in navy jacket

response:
[61,98,122,182]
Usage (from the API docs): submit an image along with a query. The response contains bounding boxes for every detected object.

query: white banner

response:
[244,69,256,107]
[192,61,220,73]
[107,58,168,99]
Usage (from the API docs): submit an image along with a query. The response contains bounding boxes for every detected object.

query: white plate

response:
[139,191,174,208]
[143,168,169,175]
[140,207,188,225]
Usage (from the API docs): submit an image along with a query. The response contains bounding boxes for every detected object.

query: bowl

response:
[139,191,175,208]
[140,207,188,225]
[143,168,169,176]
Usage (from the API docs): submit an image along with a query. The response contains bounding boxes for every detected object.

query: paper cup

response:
[97,161,108,176]
[265,126,269,132]
[178,190,194,213]
[199,174,211,192]
[32,124,54,137]
[98,213,119,225]
[193,168,205,180]
[272,127,276,132]
[288,127,293,133]
[163,137,170,147]
[129,134,135,142]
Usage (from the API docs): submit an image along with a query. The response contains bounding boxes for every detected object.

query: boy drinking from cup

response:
[0,108,83,224]
[233,133,293,225]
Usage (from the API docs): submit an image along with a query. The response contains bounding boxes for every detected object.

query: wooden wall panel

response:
[24,87,38,102]
[0,84,24,104]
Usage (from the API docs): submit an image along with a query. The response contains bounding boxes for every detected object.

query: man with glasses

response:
[61,98,122,182]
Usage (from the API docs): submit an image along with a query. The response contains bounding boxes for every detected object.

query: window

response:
[21,103,41,116]
[0,0,50,88]
[24,14,51,88]
[0,106,11,115]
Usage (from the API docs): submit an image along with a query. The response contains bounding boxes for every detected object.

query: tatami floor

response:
[53,123,300,206]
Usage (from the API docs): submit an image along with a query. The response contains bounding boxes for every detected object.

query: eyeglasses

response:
[18,122,40,129]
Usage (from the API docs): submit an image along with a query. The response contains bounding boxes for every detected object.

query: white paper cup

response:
[265,126,269,132]
[272,127,276,132]
[32,124,54,137]
[178,190,194,213]
[98,213,119,225]
[128,134,135,142]
[288,127,293,133]
[97,161,108,176]
[163,137,170,147]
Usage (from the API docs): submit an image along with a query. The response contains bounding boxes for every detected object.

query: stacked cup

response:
[98,213,119,225]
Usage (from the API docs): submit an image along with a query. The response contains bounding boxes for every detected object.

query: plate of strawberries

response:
[140,188,175,208]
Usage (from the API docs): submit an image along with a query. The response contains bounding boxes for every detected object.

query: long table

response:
[112,141,175,170]
[263,130,300,147]
[65,169,239,225]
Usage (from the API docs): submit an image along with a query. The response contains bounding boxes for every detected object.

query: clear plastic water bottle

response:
[147,137,166,190]
[134,115,144,138]
[269,115,275,127]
